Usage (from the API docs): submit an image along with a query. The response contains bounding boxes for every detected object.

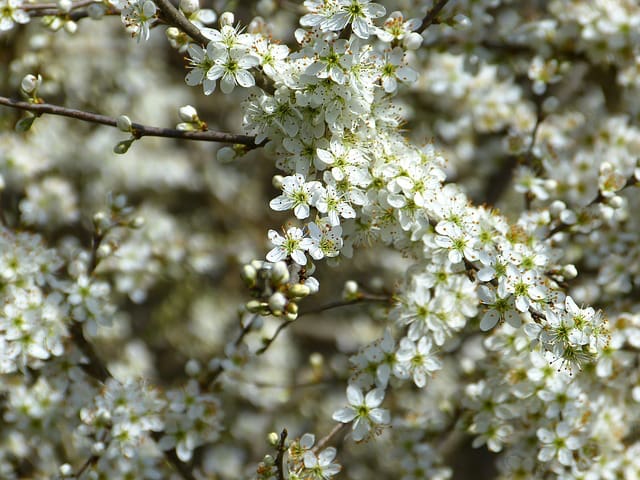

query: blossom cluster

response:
[2,0,640,479]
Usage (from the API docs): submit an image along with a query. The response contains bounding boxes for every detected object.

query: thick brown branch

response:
[0,96,259,147]
[417,0,450,34]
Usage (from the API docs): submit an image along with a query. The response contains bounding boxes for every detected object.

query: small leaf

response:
[15,116,36,132]
[113,138,135,154]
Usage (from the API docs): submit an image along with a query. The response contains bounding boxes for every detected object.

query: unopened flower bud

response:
[128,216,144,228]
[219,11,234,27]
[343,280,359,300]
[217,146,235,163]
[288,283,311,299]
[21,74,41,94]
[559,209,577,225]
[453,13,471,30]
[271,261,290,286]
[116,115,133,132]
[59,463,73,476]
[549,200,565,214]
[92,211,110,231]
[562,264,578,280]
[57,0,72,12]
[272,175,284,189]
[246,299,265,313]
[179,0,199,14]
[267,432,280,446]
[96,243,112,259]
[166,26,180,39]
[268,292,287,315]
[64,20,78,34]
[91,441,106,455]
[87,3,105,18]
[256,0,276,16]
[609,195,624,208]
[178,104,199,122]
[185,359,201,376]
[241,264,257,288]
[403,31,423,50]
[284,301,298,320]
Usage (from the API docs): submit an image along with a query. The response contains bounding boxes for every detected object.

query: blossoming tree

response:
[1,0,639,478]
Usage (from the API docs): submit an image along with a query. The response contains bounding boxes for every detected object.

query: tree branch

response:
[417,0,450,34]
[275,429,288,480]
[154,0,209,45]
[256,293,392,356]
[0,96,260,147]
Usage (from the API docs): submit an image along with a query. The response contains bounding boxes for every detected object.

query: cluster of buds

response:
[176,104,207,131]
[241,260,314,320]
[90,194,144,267]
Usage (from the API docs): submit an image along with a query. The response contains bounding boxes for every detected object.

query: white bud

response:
[179,0,199,14]
[256,0,276,16]
[91,441,106,455]
[185,359,201,376]
[57,0,72,12]
[268,292,288,314]
[562,264,578,280]
[240,264,257,287]
[609,195,624,208]
[309,352,323,367]
[87,3,105,18]
[288,283,311,299]
[59,464,73,476]
[403,31,423,50]
[453,13,471,30]
[96,244,112,259]
[271,261,290,286]
[130,216,145,228]
[64,20,77,34]
[216,146,236,163]
[166,26,180,39]
[116,115,133,132]
[92,211,110,231]
[559,209,577,225]
[0,174,5,191]
[219,11,234,27]
[178,104,199,122]
[21,74,41,94]
[343,280,359,299]
[272,175,284,189]
[267,432,280,446]
[284,301,298,320]
[549,200,566,216]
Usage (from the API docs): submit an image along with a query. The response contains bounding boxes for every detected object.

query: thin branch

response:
[312,423,348,454]
[154,0,209,45]
[201,315,258,389]
[0,96,260,147]
[417,0,450,34]
[275,429,288,480]
[22,0,96,10]
[256,293,392,356]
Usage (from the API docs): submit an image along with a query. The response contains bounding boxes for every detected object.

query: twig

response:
[201,315,258,388]
[0,96,260,147]
[275,429,288,480]
[70,322,197,479]
[154,0,209,45]
[256,294,392,356]
[312,423,348,454]
[417,0,450,34]
[22,0,96,10]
